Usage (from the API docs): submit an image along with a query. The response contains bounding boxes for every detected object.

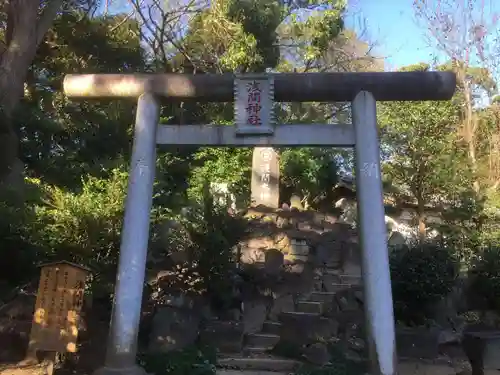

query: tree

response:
[18,10,144,189]
[0,1,68,185]
[414,0,499,193]
[280,147,339,208]
[378,63,469,240]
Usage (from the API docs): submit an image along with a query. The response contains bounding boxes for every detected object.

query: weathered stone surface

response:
[262,321,282,335]
[148,306,201,352]
[264,249,284,275]
[329,310,363,339]
[279,312,337,346]
[303,342,331,365]
[240,247,266,264]
[243,300,268,334]
[284,255,308,265]
[276,216,291,229]
[246,237,276,250]
[290,195,303,210]
[268,294,295,321]
[340,275,362,285]
[322,276,346,293]
[289,239,310,256]
[296,301,323,315]
[348,337,365,352]
[342,257,361,277]
[236,207,369,357]
[200,321,244,353]
[463,328,500,373]
[336,294,359,312]
[312,213,326,226]
[246,332,280,349]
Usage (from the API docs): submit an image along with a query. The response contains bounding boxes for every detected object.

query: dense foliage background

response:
[0,0,499,331]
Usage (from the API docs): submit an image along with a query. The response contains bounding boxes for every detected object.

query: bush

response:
[389,242,458,326]
[138,346,216,375]
[169,181,247,311]
[468,246,500,311]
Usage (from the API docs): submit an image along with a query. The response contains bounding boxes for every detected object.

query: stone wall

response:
[146,205,368,363]
[238,206,361,277]
[198,206,367,363]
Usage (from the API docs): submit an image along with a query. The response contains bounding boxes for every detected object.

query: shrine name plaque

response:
[234,74,275,135]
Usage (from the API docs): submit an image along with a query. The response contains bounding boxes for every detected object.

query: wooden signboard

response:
[28,261,90,353]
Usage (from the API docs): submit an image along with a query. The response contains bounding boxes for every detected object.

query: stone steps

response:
[323,281,352,293]
[308,291,337,303]
[242,346,275,356]
[339,275,362,285]
[295,301,323,314]
[281,311,321,317]
[245,333,280,348]
[262,321,281,335]
[217,357,300,372]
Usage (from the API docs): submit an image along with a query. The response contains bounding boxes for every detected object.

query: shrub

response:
[138,346,216,375]
[389,242,458,326]
[178,181,247,310]
[468,246,500,312]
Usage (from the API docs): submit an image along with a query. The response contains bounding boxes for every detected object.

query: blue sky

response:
[345,0,437,70]
[348,0,500,72]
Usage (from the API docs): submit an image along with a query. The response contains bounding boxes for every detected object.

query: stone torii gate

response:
[63,71,456,375]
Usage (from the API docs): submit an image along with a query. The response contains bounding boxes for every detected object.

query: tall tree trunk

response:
[0,0,63,186]
[417,198,426,242]
[461,74,480,193]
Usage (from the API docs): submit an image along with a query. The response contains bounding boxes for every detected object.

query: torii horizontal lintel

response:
[63,71,456,102]
[155,124,356,147]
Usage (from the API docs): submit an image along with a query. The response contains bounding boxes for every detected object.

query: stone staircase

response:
[212,274,362,374]
[244,321,281,354]
[235,269,362,357]
[207,208,366,373]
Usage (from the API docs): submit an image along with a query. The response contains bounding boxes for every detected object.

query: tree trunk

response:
[0,0,63,186]
[417,199,426,242]
[457,67,480,193]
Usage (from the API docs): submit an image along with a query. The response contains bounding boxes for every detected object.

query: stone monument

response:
[251,147,279,208]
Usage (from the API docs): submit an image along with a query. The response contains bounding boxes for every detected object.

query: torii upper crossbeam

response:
[64,71,456,102]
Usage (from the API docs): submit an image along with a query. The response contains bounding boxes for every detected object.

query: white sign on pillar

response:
[234,74,275,135]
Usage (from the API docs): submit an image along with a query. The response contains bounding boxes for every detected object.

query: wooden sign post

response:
[27,261,90,372]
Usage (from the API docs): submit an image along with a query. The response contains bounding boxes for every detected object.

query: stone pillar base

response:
[93,365,149,375]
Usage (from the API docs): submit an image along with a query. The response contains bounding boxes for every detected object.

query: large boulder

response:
[264,249,285,275]
[314,224,359,273]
